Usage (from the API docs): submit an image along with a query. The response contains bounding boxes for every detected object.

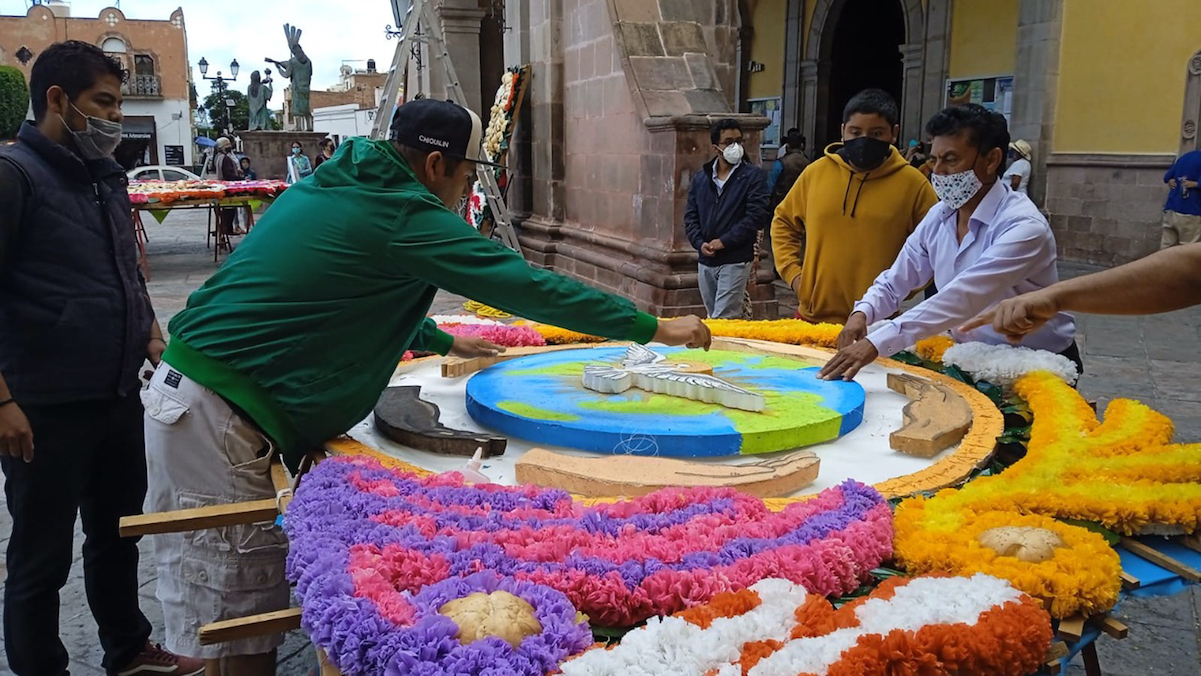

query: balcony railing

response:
[123,74,162,98]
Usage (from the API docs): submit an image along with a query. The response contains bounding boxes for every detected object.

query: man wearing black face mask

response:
[0,42,202,675]
[771,89,938,324]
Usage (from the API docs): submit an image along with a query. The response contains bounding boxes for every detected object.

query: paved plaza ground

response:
[0,208,1197,674]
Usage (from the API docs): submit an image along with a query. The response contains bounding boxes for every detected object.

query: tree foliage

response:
[0,66,30,140]
[202,87,249,133]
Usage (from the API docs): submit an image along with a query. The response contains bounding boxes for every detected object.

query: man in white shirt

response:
[1003,139,1032,195]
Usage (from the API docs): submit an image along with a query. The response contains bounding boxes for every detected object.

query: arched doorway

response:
[821,0,906,146]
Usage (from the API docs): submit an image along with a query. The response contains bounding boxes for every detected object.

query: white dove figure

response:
[582,345,766,412]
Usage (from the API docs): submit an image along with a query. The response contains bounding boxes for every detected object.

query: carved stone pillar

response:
[432,0,488,116]
[781,0,805,132]
[1010,0,1064,206]
[922,0,953,126]
[1180,49,1201,155]
[800,59,822,149]
[900,42,925,141]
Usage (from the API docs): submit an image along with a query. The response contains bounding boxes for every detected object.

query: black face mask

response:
[842,136,892,171]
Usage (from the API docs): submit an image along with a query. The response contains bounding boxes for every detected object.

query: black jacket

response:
[0,122,154,404]
[684,159,769,266]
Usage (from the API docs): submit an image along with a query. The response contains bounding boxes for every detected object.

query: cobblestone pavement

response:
[0,209,1197,674]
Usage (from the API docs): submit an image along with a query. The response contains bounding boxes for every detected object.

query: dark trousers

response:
[1060,341,1085,378]
[2,394,152,675]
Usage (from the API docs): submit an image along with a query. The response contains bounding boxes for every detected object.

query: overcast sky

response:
[0,0,401,93]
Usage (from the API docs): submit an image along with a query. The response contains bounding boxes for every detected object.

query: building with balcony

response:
[0,3,195,169]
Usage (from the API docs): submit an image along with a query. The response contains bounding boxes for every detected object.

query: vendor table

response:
[131,196,272,277]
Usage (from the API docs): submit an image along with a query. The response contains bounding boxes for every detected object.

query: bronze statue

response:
[246,69,274,131]
[266,24,313,131]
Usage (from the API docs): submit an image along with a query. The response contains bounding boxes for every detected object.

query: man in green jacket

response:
[142,99,710,668]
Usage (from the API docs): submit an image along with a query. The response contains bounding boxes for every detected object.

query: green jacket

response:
[165,138,658,469]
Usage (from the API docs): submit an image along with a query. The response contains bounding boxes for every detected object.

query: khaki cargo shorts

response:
[142,362,289,658]
[1161,210,1201,249]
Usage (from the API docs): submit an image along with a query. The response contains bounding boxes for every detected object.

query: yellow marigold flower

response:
[915,335,955,363]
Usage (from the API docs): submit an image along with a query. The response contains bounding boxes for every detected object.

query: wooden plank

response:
[317,647,343,676]
[1120,571,1141,590]
[516,447,820,499]
[1099,615,1129,640]
[1057,615,1085,641]
[198,607,302,645]
[119,499,279,537]
[886,373,973,458]
[1121,537,1201,583]
[1044,641,1069,669]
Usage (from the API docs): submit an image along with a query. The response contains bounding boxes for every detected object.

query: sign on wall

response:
[747,97,782,148]
[945,76,1014,123]
[164,145,185,166]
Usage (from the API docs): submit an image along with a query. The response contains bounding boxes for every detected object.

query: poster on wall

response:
[946,76,1014,123]
[748,97,782,148]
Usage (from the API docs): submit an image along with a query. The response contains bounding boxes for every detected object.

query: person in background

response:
[903,138,920,162]
[1159,148,1201,248]
[819,104,1079,382]
[777,127,800,156]
[767,131,809,210]
[239,155,257,180]
[214,137,245,236]
[0,40,203,676]
[286,140,313,184]
[313,137,336,170]
[684,118,770,318]
[1003,139,1033,195]
[771,88,938,324]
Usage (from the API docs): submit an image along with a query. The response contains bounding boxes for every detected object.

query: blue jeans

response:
[698,261,753,319]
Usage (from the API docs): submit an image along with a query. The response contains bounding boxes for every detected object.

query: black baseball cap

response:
[389,98,503,168]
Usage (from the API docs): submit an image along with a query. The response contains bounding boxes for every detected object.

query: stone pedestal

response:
[238,131,328,181]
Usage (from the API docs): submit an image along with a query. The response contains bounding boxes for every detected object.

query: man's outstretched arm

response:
[964,243,1201,340]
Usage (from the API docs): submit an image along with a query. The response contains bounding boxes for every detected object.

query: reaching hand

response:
[961,289,1061,343]
[450,336,506,359]
[836,312,868,349]
[0,403,34,463]
[1169,178,1179,190]
[817,339,879,381]
[652,315,713,350]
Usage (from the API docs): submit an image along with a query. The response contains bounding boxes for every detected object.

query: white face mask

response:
[931,168,983,210]
[722,142,744,166]
[60,101,123,160]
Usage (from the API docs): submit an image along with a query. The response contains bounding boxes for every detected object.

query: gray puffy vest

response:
[0,122,154,404]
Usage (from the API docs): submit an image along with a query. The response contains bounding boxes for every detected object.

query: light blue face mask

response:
[292,147,302,155]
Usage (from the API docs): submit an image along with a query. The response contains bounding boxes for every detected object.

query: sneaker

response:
[116,642,206,676]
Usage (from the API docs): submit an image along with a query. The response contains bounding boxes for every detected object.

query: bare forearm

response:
[0,372,11,401]
[1050,244,1201,315]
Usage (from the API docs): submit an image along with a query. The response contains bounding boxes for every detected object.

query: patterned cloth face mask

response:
[931,167,983,210]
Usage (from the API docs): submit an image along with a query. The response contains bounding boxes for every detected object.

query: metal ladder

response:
[372,0,523,253]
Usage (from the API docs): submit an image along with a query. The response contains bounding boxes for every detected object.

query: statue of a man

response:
[266,24,313,131]
[246,69,274,131]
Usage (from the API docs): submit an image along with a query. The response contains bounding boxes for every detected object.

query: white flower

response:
[941,341,1078,387]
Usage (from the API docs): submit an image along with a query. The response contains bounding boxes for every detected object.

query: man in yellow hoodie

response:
[772,89,938,324]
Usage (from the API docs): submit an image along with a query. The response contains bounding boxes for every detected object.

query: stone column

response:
[432,0,488,116]
[504,0,534,221]
[922,0,953,125]
[1179,49,1201,155]
[1009,0,1064,207]
[899,42,925,142]
[526,0,567,227]
[800,59,821,148]
[781,0,805,131]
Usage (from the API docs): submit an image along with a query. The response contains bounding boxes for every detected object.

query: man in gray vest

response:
[0,41,204,676]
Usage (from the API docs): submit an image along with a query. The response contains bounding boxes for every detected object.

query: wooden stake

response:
[1179,533,1201,554]
[198,608,302,645]
[1120,571,1140,590]
[1099,615,1129,640]
[1044,640,1069,669]
[119,499,279,537]
[1121,537,1201,583]
[1057,615,1086,641]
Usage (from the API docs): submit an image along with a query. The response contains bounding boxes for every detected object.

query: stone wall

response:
[514,0,775,317]
[239,131,328,181]
[1044,154,1173,266]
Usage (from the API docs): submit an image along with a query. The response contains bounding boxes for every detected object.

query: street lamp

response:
[198,56,240,133]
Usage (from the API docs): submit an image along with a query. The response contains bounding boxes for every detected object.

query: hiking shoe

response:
[116,642,206,676]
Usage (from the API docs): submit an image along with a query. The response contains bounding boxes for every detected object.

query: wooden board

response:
[199,608,302,645]
[1057,615,1085,641]
[1120,571,1141,590]
[440,343,596,378]
[374,386,506,457]
[119,499,279,537]
[1099,615,1129,640]
[1121,537,1201,583]
[515,447,820,498]
[886,372,973,458]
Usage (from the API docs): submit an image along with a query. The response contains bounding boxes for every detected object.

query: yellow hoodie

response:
[771,142,938,324]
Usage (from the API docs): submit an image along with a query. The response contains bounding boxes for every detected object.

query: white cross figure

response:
[171,16,183,29]
[582,344,766,412]
[105,13,119,27]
